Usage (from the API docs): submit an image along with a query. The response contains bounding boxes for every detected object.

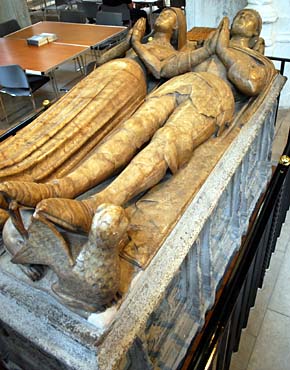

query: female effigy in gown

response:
[0,7,286,370]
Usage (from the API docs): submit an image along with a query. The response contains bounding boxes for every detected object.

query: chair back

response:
[170,0,185,7]
[55,0,69,7]
[80,1,100,19]
[0,65,29,90]
[95,11,123,26]
[101,4,130,22]
[0,64,49,119]
[0,19,20,37]
[59,9,86,23]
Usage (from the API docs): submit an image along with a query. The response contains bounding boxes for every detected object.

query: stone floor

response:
[230,109,290,370]
[272,108,290,163]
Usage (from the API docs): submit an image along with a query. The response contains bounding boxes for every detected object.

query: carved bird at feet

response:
[4,203,129,312]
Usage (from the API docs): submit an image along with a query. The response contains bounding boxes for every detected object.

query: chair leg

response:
[30,95,37,111]
[43,0,48,20]
[0,95,8,124]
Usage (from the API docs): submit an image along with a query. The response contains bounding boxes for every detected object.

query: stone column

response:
[0,0,31,28]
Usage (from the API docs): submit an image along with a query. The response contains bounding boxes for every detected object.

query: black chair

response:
[95,11,123,26]
[101,4,131,26]
[0,65,50,122]
[43,0,70,20]
[0,19,20,37]
[170,0,185,8]
[59,9,86,23]
[79,1,101,23]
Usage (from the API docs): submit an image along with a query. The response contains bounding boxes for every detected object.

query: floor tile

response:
[229,209,290,370]
[274,109,289,131]
[230,331,256,370]
[274,109,290,134]
[247,309,290,370]
[272,108,290,162]
[269,244,290,317]
[275,210,290,253]
[246,250,284,337]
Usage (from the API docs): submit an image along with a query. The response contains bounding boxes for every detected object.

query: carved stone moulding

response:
[0,74,285,370]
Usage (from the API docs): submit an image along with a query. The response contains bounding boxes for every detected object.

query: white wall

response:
[186,0,247,30]
[245,0,290,108]
[270,0,290,108]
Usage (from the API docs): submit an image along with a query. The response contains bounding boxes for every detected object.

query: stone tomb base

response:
[0,74,285,370]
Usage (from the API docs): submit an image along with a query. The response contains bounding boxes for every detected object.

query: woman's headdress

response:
[162,7,187,50]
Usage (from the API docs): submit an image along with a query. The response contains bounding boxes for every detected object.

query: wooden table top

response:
[6,22,127,48]
[0,38,87,74]
[187,27,216,42]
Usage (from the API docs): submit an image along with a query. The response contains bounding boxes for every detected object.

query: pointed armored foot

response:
[8,200,28,240]
[2,209,46,281]
[35,198,93,234]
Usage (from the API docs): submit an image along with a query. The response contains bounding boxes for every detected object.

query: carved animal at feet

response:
[4,204,129,312]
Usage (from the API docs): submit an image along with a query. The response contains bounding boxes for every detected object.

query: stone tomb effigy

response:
[0,11,287,370]
[0,75,285,370]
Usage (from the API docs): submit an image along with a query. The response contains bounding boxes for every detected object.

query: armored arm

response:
[159,47,212,78]
[160,29,220,78]
[216,17,267,96]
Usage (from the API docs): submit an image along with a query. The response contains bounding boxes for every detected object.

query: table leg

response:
[77,55,86,75]
[49,71,60,98]
[0,95,8,124]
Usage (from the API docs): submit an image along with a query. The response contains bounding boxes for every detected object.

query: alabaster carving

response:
[0,8,276,312]
[187,9,265,55]
[0,58,146,224]
[230,9,265,54]
[5,205,129,312]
